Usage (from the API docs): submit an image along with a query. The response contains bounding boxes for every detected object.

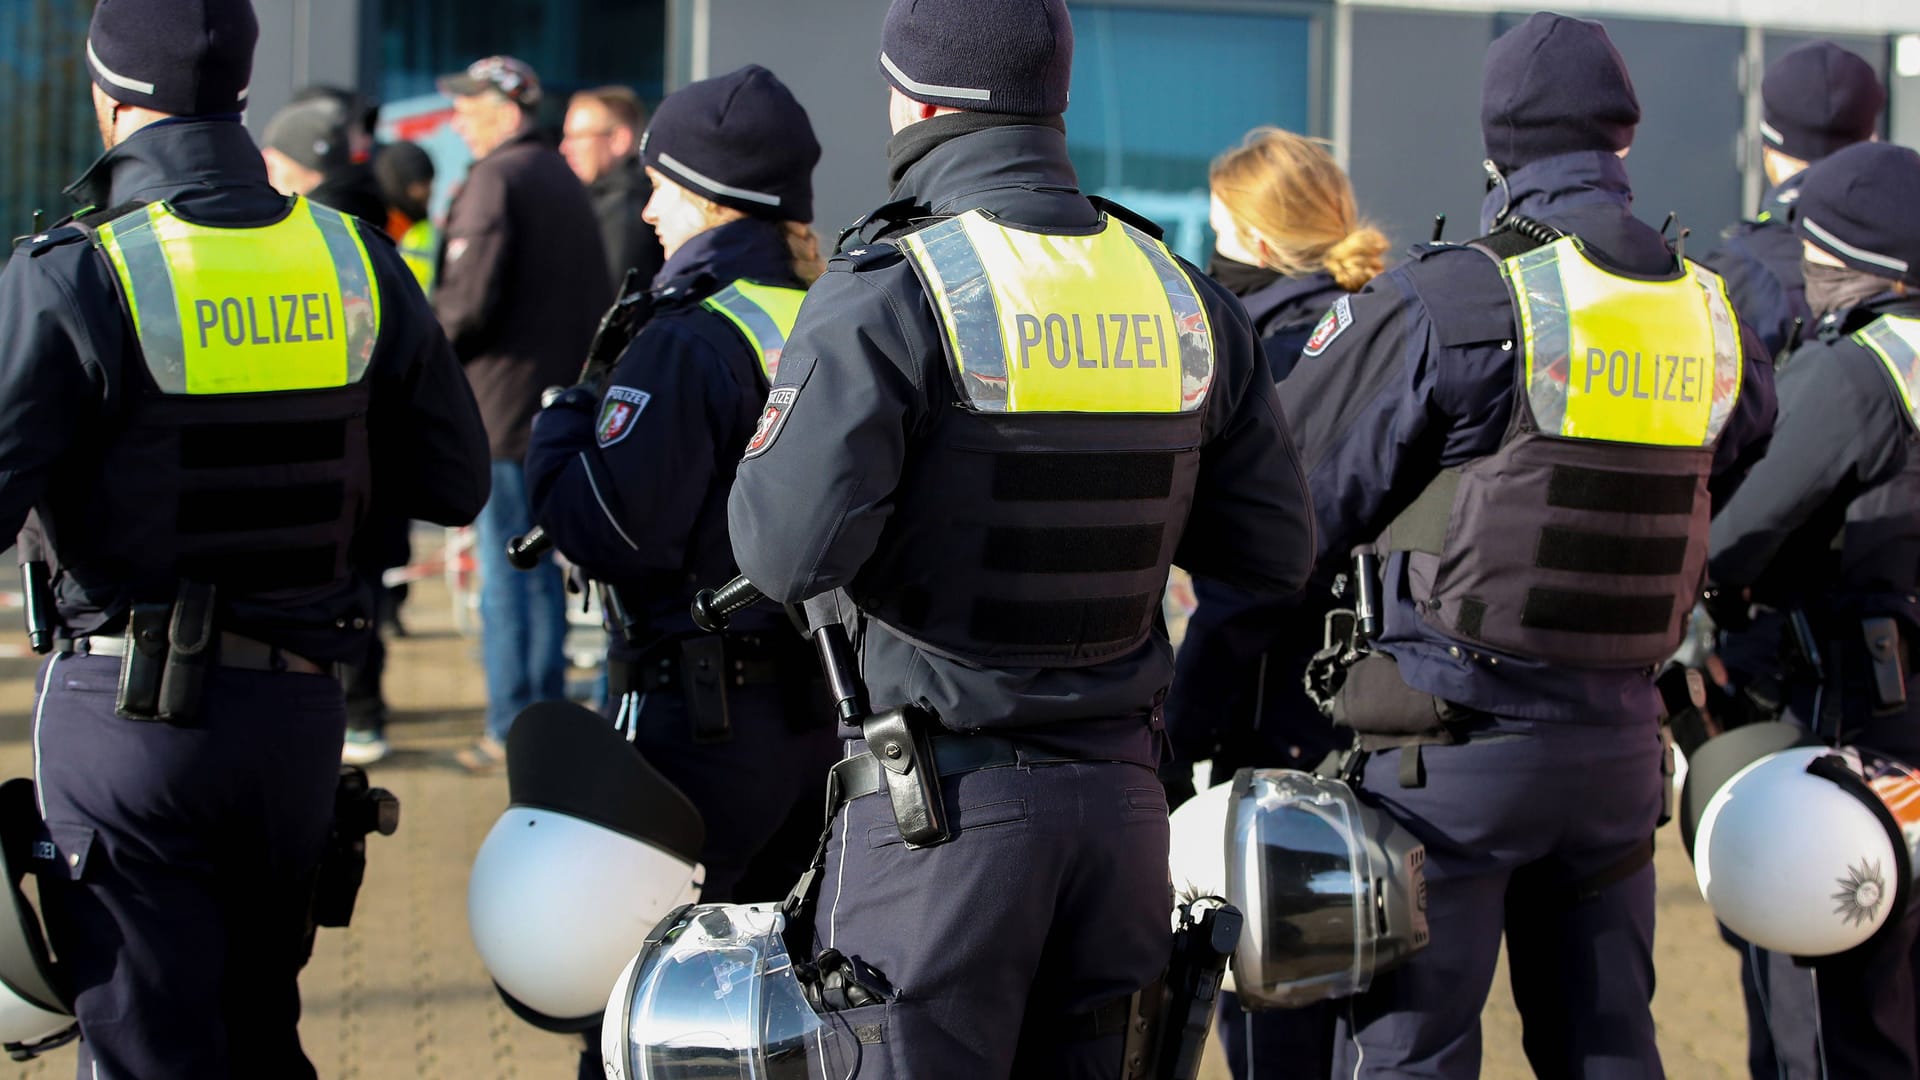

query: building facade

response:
[6,1,1920,267]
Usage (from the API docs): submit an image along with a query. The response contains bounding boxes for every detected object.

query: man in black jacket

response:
[1,0,491,1072]
[436,56,612,769]
[562,85,665,292]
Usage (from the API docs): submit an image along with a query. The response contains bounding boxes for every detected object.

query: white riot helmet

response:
[1692,738,1920,958]
[1168,768,1429,1008]
[0,779,75,1058]
[601,903,861,1080]
[468,702,705,1032]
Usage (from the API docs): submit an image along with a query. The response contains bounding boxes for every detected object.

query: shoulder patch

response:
[743,387,798,459]
[828,243,904,274]
[596,386,651,448]
[1302,295,1354,357]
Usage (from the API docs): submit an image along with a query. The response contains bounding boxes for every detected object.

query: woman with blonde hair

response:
[1168,125,1390,1080]
[1207,126,1390,378]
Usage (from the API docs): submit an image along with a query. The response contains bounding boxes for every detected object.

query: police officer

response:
[0,0,491,1074]
[1705,141,1920,1080]
[1699,41,1884,360]
[726,1,1316,1075]
[1176,127,1393,1080]
[1274,14,1776,1076]
[523,63,839,1079]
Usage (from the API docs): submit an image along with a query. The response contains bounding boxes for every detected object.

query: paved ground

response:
[0,572,1749,1078]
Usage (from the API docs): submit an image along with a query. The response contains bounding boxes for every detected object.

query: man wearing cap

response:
[727,1,1315,1075]
[261,92,388,228]
[1701,41,1884,361]
[434,56,611,771]
[0,0,490,1073]
[1706,141,1920,1080]
[1274,13,1775,1076]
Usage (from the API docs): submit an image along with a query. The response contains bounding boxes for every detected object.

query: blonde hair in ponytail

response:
[784,221,825,286]
[1209,127,1389,292]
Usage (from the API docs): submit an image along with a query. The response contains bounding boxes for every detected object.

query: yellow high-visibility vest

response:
[897,209,1216,414]
[701,280,806,383]
[399,218,438,296]
[95,196,382,395]
[1858,316,1920,429]
[1502,235,1741,446]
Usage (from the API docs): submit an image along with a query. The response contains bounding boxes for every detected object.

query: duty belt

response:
[830,733,1078,804]
[71,631,332,678]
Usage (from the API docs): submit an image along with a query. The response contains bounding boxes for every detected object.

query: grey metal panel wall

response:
[1346,7,1495,254]
[1586,17,1747,245]
[702,0,892,245]
[248,0,365,143]
[0,0,97,235]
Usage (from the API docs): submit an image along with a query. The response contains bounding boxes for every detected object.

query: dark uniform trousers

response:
[32,652,346,1080]
[603,673,840,904]
[1331,717,1666,1079]
[808,757,1172,1080]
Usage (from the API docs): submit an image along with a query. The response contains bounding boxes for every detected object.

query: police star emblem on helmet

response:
[1833,858,1887,927]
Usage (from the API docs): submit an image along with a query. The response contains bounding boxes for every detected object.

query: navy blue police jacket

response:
[525,218,799,645]
[1239,270,1349,382]
[1698,173,1811,361]
[0,118,491,663]
[726,121,1316,766]
[1277,150,1777,722]
[1708,293,1920,758]
[1165,269,1351,770]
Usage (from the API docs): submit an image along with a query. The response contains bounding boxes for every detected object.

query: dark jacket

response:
[436,126,612,461]
[590,154,666,293]
[1238,270,1349,381]
[1708,294,1920,759]
[1699,173,1809,362]
[727,120,1315,765]
[308,162,389,230]
[0,118,490,661]
[1164,267,1351,775]
[527,217,796,639]
[1277,151,1777,722]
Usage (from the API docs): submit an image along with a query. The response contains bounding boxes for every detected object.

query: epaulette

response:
[835,198,933,250]
[15,225,89,258]
[828,243,905,274]
[1087,196,1164,240]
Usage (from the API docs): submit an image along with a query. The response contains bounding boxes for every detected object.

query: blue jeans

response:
[475,460,569,742]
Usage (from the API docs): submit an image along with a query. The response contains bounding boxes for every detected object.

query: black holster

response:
[310,766,400,930]
[861,707,950,848]
[1105,897,1242,1080]
[680,636,733,742]
[115,581,216,723]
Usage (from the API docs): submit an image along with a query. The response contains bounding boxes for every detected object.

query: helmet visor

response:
[625,905,856,1080]
[1227,770,1376,1008]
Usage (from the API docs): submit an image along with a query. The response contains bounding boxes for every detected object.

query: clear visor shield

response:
[1226,769,1428,1009]
[623,905,857,1080]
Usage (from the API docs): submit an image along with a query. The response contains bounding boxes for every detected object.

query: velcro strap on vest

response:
[983,524,1164,575]
[1547,465,1697,515]
[992,452,1176,502]
[970,594,1157,648]
[1534,526,1689,576]
[1383,469,1461,555]
[1520,588,1674,636]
